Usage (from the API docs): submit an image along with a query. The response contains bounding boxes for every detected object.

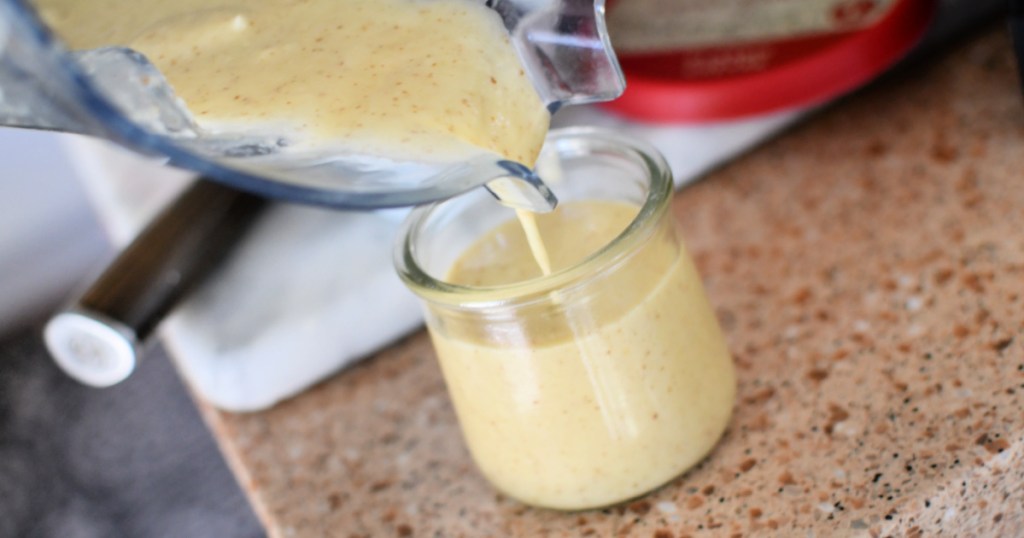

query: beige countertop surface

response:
[195,28,1024,537]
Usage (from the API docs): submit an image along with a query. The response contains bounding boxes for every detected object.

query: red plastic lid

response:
[602,0,936,123]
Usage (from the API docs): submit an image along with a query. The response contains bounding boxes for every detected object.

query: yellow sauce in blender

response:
[35,0,549,164]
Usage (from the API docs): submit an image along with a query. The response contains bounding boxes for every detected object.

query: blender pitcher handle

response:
[511,0,625,111]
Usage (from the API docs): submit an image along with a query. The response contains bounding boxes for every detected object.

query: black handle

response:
[45,179,267,387]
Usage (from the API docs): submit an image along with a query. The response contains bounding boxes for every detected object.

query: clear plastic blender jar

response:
[0,0,624,209]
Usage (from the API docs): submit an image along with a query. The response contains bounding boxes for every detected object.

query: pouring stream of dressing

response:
[515,210,553,276]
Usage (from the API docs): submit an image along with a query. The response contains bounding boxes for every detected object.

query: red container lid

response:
[602,0,936,123]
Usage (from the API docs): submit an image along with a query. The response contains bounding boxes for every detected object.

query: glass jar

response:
[394,127,735,510]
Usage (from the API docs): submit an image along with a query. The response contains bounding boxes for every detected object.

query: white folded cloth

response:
[163,204,423,411]
[65,106,798,411]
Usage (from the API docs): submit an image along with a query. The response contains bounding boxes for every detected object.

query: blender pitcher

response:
[0,0,624,210]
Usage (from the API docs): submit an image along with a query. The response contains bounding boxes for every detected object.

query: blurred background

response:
[0,129,263,537]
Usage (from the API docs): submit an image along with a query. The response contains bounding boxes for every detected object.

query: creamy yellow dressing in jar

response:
[397,129,736,510]
[35,0,550,164]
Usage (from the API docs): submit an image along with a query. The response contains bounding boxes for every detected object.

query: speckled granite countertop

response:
[195,28,1024,537]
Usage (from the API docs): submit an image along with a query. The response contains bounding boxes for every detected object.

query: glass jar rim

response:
[394,127,674,307]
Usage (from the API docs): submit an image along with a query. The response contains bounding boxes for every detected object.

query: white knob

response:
[44,310,139,387]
